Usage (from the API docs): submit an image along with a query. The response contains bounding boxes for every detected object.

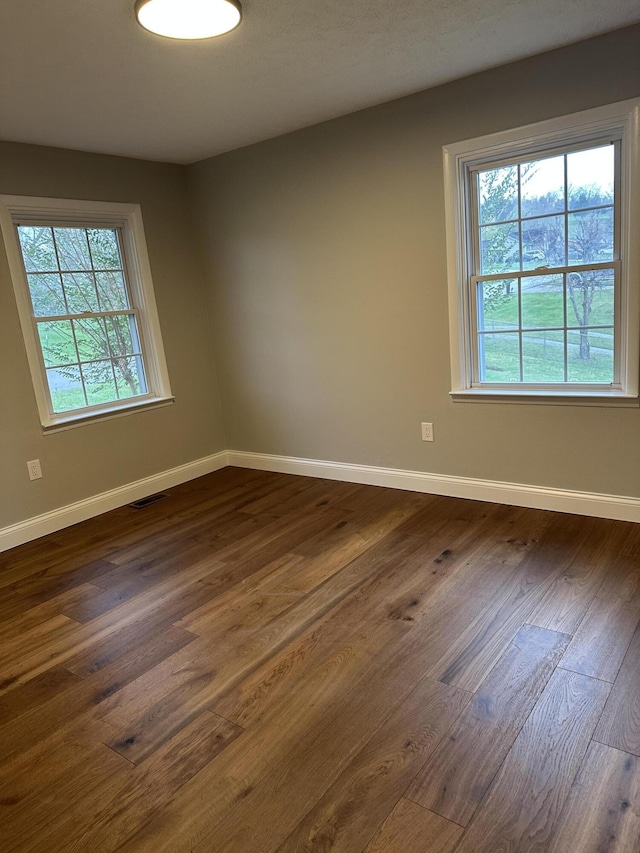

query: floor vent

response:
[128,493,168,509]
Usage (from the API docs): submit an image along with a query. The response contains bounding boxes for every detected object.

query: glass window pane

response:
[81,361,118,406]
[521,274,564,329]
[480,223,520,274]
[18,226,58,272]
[63,272,99,313]
[567,329,614,383]
[568,208,614,264]
[37,320,77,367]
[114,356,147,398]
[73,317,109,362]
[566,269,615,328]
[522,331,565,382]
[568,145,614,211]
[521,156,564,219]
[27,273,66,317]
[47,365,86,412]
[87,228,122,270]
[478,166,518,225]
[522,215,565,269]
[478,332,521,382]
[54,228,92,271]
[477,279,518,331]
[96,271,129,310]
[105,315,138,356]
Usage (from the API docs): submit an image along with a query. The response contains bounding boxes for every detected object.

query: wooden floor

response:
[2,468,640,852]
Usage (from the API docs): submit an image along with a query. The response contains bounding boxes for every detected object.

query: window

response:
[0,197,173,429]
[443,100,640,404]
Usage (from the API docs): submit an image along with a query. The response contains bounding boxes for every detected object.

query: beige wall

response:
[0,142,226,529]
[188,25,640,499]
[2,26,639,537]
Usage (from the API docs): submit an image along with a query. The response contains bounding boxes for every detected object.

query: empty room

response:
[1,2,640,851]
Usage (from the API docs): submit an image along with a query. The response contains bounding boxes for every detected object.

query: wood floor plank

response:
[178,497,493,644]
[213,506,346,571]
[211,531,521,735]
[85,537,227,594]
[560,594,640,682]
[0,614,80,691]
[0,665,81,727]
[0,626,195,768]
[238,477,322,516]
[528,517,624,633]
[0,718,117,808]
[1,469,637,853]
[594,623,640,756]
[406,623,571,826]
[0,552,228,691]
[7,557,117,600]
[247,479,363,520]
[274,676,468,853]
[29,711,243,853]
[60,583,212,678]
[116,619,417,852]
[426,512,586,692]
[190,652,466,853]
[365,799,463,853]
[0,582,110,635]
[0,738,129,852]
[210,516,500,729]
[454,667,609,853]
[548,741,640,853]
[104,531,429,762]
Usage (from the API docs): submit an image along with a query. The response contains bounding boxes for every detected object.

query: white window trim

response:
[0,196,174,430]
[443,99,640,406]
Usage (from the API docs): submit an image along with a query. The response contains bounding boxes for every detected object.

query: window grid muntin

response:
[468,137,620,389]
[470,264,619,388]
[16,221,150,416]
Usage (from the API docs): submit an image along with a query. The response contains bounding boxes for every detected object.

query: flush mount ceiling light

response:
[135,0,242,40]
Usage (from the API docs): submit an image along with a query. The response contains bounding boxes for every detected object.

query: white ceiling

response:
[1,1,638,164]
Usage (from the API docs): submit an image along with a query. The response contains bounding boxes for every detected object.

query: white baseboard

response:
[4,447,639,553]
[0,451,229,553]
[227,450,640,524]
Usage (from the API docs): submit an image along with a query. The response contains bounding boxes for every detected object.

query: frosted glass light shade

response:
[135,0,242,40]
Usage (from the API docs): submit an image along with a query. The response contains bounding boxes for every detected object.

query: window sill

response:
[41,395,175,433]
[450,389,640,407]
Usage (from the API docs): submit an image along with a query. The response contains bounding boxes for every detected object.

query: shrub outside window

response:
[443,100,640,405]
[0,197,173,429]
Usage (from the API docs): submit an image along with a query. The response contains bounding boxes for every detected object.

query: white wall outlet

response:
[27,459,42,480]
[421,422,434,442]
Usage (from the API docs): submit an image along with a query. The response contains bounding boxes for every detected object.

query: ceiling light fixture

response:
[135,0,242,40]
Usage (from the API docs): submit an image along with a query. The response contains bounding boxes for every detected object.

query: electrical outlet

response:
[27,459,42,480]
[421,422,434,442]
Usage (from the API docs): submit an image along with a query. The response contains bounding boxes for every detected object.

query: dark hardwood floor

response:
[1,467,640,852]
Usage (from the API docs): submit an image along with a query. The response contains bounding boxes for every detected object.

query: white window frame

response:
[443,99,640,406]
[0,196,173,430]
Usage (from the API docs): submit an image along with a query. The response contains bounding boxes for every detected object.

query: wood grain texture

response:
[0,468,638,852]
[594,623,640,756]
[119,622,419,852]
[365,799,463,853]
[548,741,640,853]
[193,673,466,853]
[272,676,468,852]
[427,513,585,692]
[407,623,571,826]
[0,665,81,727]
[28,711,243,853]
[455,667,609,853]
[560,595,640,682]
[528,517,621,633]
[0,625,195,767]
